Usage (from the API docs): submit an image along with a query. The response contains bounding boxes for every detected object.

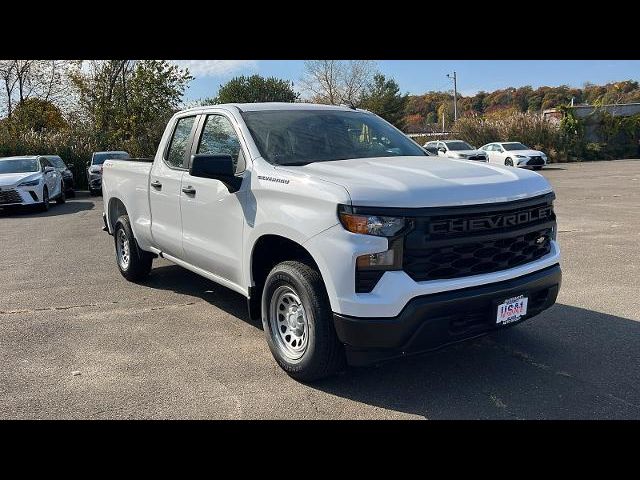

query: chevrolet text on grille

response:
[429,205,554,234]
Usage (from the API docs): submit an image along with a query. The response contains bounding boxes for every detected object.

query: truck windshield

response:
[0,158,40,174]
[92,152,130,164]
[241,110,427,165]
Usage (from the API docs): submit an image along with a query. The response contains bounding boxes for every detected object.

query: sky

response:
[172,60,640,103]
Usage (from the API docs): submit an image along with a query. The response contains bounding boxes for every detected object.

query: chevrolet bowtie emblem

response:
[535,236,546,245]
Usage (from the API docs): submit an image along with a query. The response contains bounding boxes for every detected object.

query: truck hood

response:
[0,172,40,187]
[288,156,552,208]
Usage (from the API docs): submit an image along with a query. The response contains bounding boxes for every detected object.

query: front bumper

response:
[88,174,102,189]
[0,186,42,206]
[333,264,561,366]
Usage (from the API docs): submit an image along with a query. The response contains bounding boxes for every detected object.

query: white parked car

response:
[480,142,547,170]
[423,140,488,162]
[0,156,66,211]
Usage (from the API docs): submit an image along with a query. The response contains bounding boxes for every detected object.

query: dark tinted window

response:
[197,115,244,172]
[0,158,39,173]
[241,110,427,165]
[444,141,473,151]
[166,116,196,168]
[92,152,130,164]
[503,143,529,151]
[48,157,66,168]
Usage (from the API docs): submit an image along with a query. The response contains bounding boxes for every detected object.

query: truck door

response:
[180,113,247,288]
[149,114,197,260]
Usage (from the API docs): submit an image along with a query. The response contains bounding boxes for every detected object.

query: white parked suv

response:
[423,140,488,162]
[0,156,66,211]
[480,142,548,170]
[102,103,561,381]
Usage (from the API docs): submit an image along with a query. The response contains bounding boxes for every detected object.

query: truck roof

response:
[180,102,360,114]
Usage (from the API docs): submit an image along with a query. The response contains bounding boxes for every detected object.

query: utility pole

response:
[447,71,458,122]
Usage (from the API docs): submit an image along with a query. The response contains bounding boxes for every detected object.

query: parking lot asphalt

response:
[1,159,639,419]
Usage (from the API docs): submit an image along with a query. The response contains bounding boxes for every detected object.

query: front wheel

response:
[505,157,514,167]
[114,214,153,281]
[39,187,50,212]
[262,261,345,382]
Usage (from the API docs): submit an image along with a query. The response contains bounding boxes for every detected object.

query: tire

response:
[505,157,514,167]
[262,260,345,382]
[39,187,50,212]
[56,182,66,204]
[113,214,153,281]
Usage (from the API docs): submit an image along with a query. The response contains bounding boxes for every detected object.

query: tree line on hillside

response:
[1,59,639,186]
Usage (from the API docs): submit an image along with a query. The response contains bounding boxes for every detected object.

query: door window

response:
[165,116,196,168]
[196,115,245,173]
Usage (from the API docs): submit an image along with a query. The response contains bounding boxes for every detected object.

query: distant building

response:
[543,103,640,121]
[543,102,640,141]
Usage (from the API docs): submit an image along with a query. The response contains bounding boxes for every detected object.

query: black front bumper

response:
[333,264,561,366]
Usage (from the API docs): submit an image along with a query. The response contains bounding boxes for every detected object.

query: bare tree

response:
[0,60,78,118]
[299,60,376,105]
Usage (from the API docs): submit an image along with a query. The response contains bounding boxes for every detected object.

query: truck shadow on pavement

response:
[0,199,94,218]
[145,264,262,329]
[314,304,640,419]
[141,265,640,419]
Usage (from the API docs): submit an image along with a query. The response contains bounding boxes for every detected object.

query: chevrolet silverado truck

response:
[101,103,561,381]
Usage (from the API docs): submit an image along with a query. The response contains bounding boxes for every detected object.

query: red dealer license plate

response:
[496,295,528,326]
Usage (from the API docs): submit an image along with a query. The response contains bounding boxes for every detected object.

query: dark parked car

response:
[44,155,75,197]
[87,151,130,196]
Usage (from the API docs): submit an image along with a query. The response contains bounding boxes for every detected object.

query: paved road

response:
[1,160,639,419]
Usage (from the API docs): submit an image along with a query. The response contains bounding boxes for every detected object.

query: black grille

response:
[468,155,487,161]
[403,195,555,282]
[0,189,22,205]
[527,156,544,165]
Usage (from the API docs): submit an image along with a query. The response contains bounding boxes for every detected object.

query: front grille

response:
[527,156,544,165]
[403,194,555,282]
[0,189,22,205]
[468,155,487,161]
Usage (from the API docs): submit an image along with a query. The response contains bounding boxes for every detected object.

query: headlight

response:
[456,153,468,158]
[18,179,40,187]
[515,155,527,158]
[339,210,407,237]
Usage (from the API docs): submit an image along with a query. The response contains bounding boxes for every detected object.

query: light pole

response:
[447,71,458,122]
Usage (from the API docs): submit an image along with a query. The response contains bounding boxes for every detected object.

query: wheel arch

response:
[107,197,128,233]
[247,234,322,321]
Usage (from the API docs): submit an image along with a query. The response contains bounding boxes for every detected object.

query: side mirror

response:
[438,147,446,153]
[44,166,55,173]
[190,154,241,193]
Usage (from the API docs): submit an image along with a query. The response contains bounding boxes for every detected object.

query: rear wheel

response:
[39,187,50,212]
[114,214,153,281]
[505,157,514,167]
[262,260,345,382]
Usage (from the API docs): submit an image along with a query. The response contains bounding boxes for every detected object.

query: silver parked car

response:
[423,140,488,162]
[87,151,130,195]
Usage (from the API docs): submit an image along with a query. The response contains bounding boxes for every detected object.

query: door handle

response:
[182,186,196,195]
[151,180,162,190]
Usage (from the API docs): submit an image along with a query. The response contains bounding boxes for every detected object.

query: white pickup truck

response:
[102,103,561,381]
